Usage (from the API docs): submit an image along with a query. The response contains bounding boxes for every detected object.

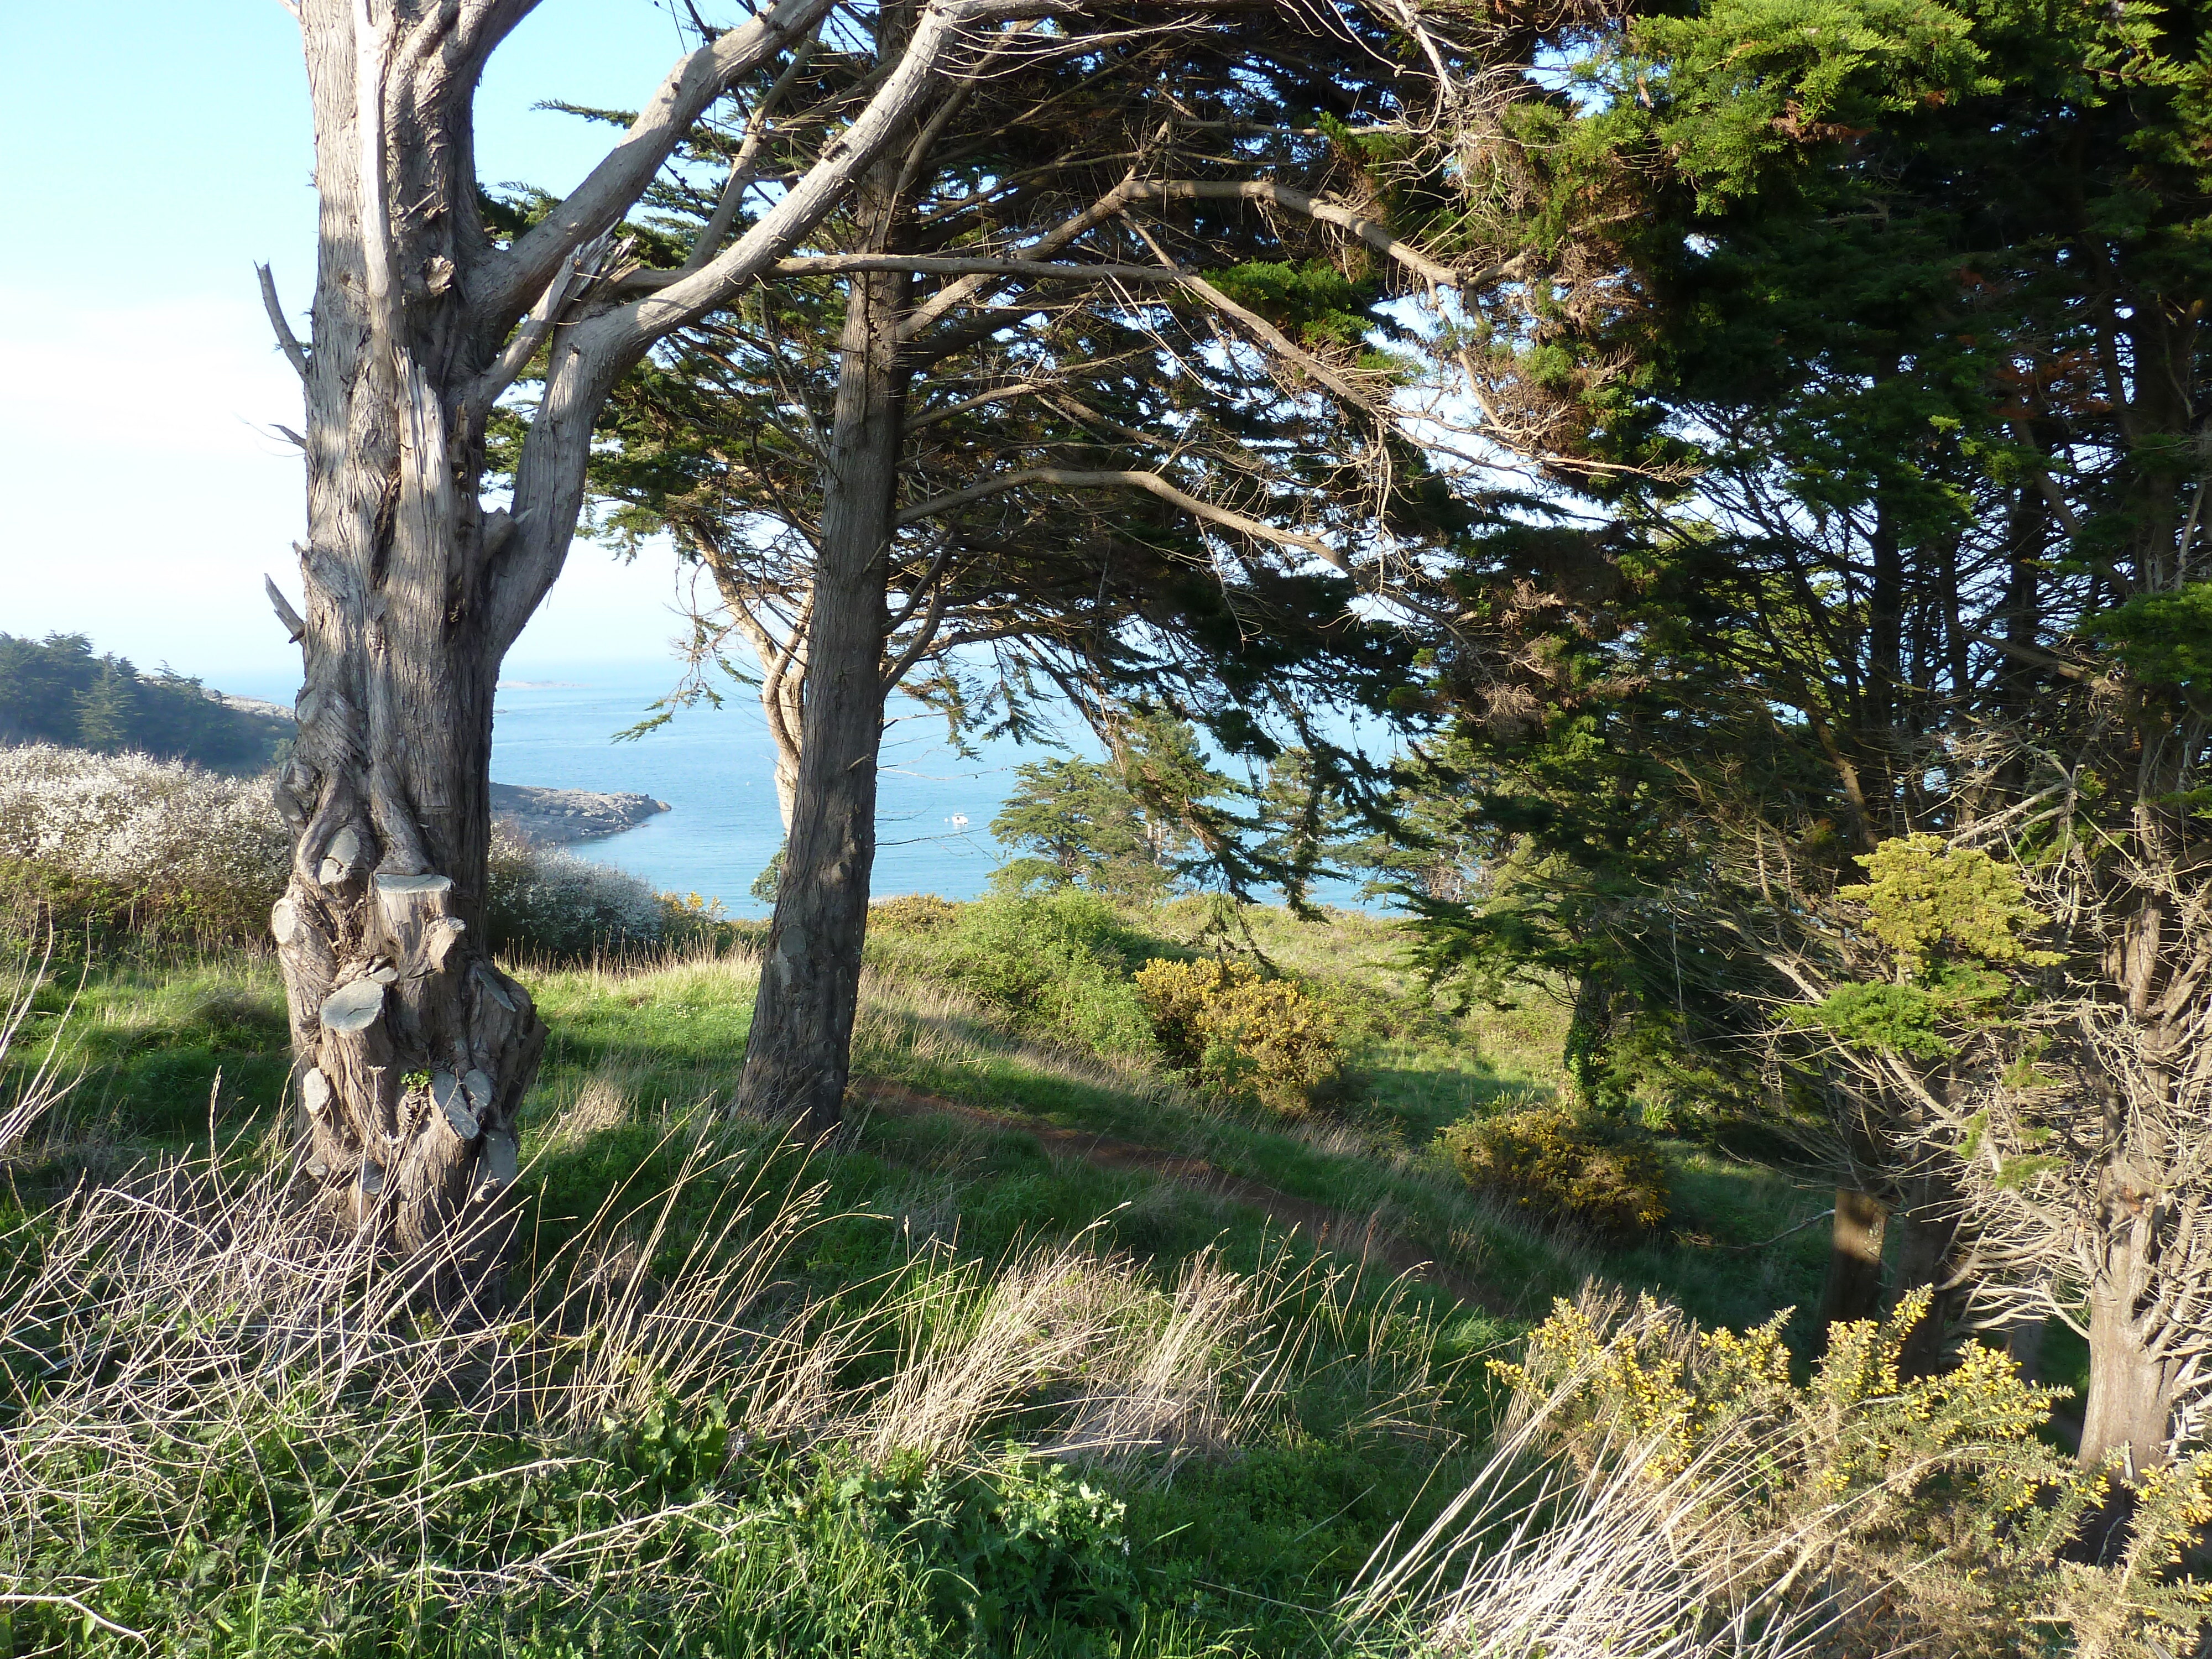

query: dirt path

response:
[854,1081,1513,1316]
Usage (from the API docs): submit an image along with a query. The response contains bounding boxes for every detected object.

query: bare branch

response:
[265,575,308,643]
[474,0,835,332]
[1121,179,1460,288]
[896,466,1344,568]
[257,264,311,380]
[677,28,822,274]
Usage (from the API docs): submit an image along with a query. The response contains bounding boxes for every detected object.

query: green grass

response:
[0,902,1886,1656]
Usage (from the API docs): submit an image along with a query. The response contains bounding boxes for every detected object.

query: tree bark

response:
[266,0,1037,1276]
[278,1,551,1271]
[2078,1154,2188,1474]
[1819,1187,1888,1333]
[2081,1284,2182,1478]
[736,165,910,1136]
[1891,1164,1969,1378]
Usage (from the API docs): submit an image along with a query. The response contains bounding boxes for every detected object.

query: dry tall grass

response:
[0,1103,1452,1644]
[0,946,73,1162]
[1342,1392,1843,1659]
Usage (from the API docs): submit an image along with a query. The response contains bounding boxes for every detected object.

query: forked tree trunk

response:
[265,0,995,1268]
[1819,1187,1888,1334]
[736,175,909,1136]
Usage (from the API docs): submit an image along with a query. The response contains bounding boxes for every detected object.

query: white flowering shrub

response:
[0,745,665,961]
[484,826,664,959]
[0,744,289,943]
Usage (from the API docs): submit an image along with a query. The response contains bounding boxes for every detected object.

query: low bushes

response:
[1134,957,1345,1114]
[1439,1100,1670,1238]
[911,890,1162,1063]
[483,825,664,958]
[0,744,289,946]
[0,743,669,961]
[1462,1287,2212,1659]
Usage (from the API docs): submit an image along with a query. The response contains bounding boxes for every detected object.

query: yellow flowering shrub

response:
[1438,1102,1671,1239]
[1133,957,1345,1114]
[1491,1287,2212,1657]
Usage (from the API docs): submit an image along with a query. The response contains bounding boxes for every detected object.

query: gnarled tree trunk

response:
[264,0,985,1269]
[276,3,552,1266]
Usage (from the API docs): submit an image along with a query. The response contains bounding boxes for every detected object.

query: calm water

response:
[486,666,1087,915]
[224,660,1384,917]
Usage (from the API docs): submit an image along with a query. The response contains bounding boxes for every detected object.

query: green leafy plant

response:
[1438,1101,1670,1238]
[1133,957,1345,1114]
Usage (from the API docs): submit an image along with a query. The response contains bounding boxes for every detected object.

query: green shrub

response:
[1438,1100,1669,1238]
[933,891,1160,1063]
[1491,1288,2212,1659]
[1133,957,1345,1114]
[870,891,961,934]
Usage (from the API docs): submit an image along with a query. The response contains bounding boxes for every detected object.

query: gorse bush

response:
[0,743,290,945]
[1438,1101,1670,1239]
[1133,957,1345,1114]
[1484,1287,2212,1659]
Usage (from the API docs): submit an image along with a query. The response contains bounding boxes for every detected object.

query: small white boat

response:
[949,813,969,827]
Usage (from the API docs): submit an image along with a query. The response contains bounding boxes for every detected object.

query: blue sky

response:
[0,2,712,687]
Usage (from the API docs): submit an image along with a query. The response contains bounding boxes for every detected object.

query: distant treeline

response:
[0,633,292,774]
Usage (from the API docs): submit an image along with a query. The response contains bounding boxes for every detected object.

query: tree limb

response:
[1120,179,1460,288]
[895,466,1343,568]
[257,263,311,380]
[473,0,834,333]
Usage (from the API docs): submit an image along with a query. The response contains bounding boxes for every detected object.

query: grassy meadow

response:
[0,884,1866,1656]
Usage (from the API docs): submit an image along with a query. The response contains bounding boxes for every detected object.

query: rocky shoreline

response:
[201,690,669,847]
[489,782,670,846]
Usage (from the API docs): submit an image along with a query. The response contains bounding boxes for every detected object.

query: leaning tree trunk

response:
[272,3,547,1268]
[736,186,910,1136]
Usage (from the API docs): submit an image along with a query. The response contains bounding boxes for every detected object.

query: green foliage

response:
[828,1452,1139,1650]
[1635,0,1993,209]
[930,891,1162,1063]
[990,716,1227,902]
[990,757,1170,899]
[1132,957,1346,1114]
[0,633,293,774]
[2089,581,2212,690]
[1438,1102,1671,1239]
[869,892,961,935]
[750,842,786,905]
[1494,1288,2212,1657]
[1793,979,1958,1058]
[1837,833,2056,977]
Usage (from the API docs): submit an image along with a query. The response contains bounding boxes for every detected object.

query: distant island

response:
[2,632,667,846]
[497,680,586,690]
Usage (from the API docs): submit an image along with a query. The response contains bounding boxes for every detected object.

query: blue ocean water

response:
[487,665,1081,915]
[222,659,1388,917]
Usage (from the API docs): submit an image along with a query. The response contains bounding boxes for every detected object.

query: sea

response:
[221,660,1387,918]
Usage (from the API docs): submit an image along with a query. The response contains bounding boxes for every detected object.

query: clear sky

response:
[0,2,714,690]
